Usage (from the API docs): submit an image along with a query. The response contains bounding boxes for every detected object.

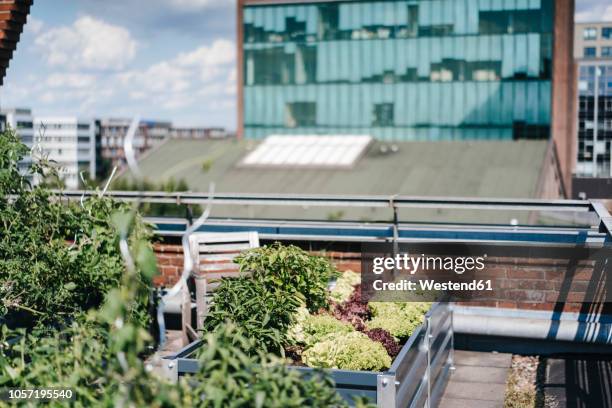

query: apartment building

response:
[100,118,172,171]
[574,22,612,60]
[34,116,97,189]
[169,126,229,139]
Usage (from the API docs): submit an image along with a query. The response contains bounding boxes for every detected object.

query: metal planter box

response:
[163,302,453,408]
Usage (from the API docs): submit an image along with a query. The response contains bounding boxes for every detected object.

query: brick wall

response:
[154,243,604,314]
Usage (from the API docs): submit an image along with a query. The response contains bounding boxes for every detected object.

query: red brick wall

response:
[153,244,601,313]
[551,0,577,196]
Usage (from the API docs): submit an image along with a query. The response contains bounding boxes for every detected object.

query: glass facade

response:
[577,63,612,177]
[242,0,554,141]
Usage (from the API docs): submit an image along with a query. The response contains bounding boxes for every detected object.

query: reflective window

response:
[243,0,555,141]
[602,47,612,58]
[584,27,597,40]
[584,47,597,58]
[285,102,316,127]
[372,103,394,127]
[603,27,612,39]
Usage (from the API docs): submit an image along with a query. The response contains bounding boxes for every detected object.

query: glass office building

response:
[239,0,563,141]
[576,62,612,177]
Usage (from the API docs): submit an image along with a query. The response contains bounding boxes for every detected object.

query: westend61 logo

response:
[372,253,487,275]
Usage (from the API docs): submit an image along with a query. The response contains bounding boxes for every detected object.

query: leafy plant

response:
[289,313,354,348]
[0,129,153,328]
[235,243,338,312]
[363,328,401,359]
[203,276,301,354]
[193,323,346,408]
[329,270,361,303]
[332,284,370,330]
[367,302,430,341]
[302,331,391,371]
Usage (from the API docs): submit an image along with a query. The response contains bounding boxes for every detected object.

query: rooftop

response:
[121,138,551,224]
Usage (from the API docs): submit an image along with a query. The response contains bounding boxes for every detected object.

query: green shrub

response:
[0,130,153,328]
[302,331,391,371]
[329,270,361,303]
[194,323,346,407]
[235,243,338,312]
[203,276,301,354]
[289,313,354,348]
[366,302,430,341]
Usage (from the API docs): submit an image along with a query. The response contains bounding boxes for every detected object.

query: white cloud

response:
[118,39,236,108]
[26,16,43,35]
[576,4,612,22]
[168,0,233,11]
[35,16,137,70]
[46,73,96,89]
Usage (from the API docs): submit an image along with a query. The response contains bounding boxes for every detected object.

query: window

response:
[16,121,33,129]
[285,102,316,127]
[606,99,612,112]
[603,27,612,39]
[602,47,612,57]
[372,103,394,127]
[479,10,541,35]
[584,47,597,58]
[584,27,597,40]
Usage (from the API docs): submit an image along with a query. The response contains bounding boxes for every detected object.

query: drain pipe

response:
[453,306,612,345]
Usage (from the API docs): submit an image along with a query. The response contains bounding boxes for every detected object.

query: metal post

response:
[390,196,399,279]
[425,316,432,408]
[449,305,456,372]
[185,204,194,226]
[377,373,397,408]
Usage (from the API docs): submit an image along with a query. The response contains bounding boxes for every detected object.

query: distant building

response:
[170,126,229,139]
[2,107,34,179]
[573,22,612,199]
[99,118,172,170]
[575,61,612,178]
[574,22,612,60]
[237,0,576,194]
[34,116,97,189]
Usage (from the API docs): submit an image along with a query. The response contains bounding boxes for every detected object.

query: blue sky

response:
[1,0,610,130]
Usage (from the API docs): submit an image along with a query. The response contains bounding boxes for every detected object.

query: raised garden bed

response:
[164,301,453,407]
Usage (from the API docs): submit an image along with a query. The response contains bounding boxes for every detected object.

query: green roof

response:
[123,138,549,224]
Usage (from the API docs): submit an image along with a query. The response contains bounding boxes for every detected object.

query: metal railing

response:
[55,191,612,244]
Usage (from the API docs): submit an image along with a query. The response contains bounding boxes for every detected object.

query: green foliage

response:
[366,302,430,341]
[0,189,182,407]
[0,130,153,328]
[329,270,361,303]
[0,130,347,406]
[302,331,391,372]
[235,243,338,312]
[288,312,353,348]
[193,323,346,408]
[203,276,301,355]
[201,159,214,173]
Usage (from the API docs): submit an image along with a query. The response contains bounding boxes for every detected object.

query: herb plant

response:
[234,243,338,312]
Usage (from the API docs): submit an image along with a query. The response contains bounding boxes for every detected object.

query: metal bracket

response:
[161,359,179,383]
[377,373,397,408]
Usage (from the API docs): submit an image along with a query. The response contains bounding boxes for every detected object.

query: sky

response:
[1,0,611,130]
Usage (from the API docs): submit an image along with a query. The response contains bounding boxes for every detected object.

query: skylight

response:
[240,135,372,168]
